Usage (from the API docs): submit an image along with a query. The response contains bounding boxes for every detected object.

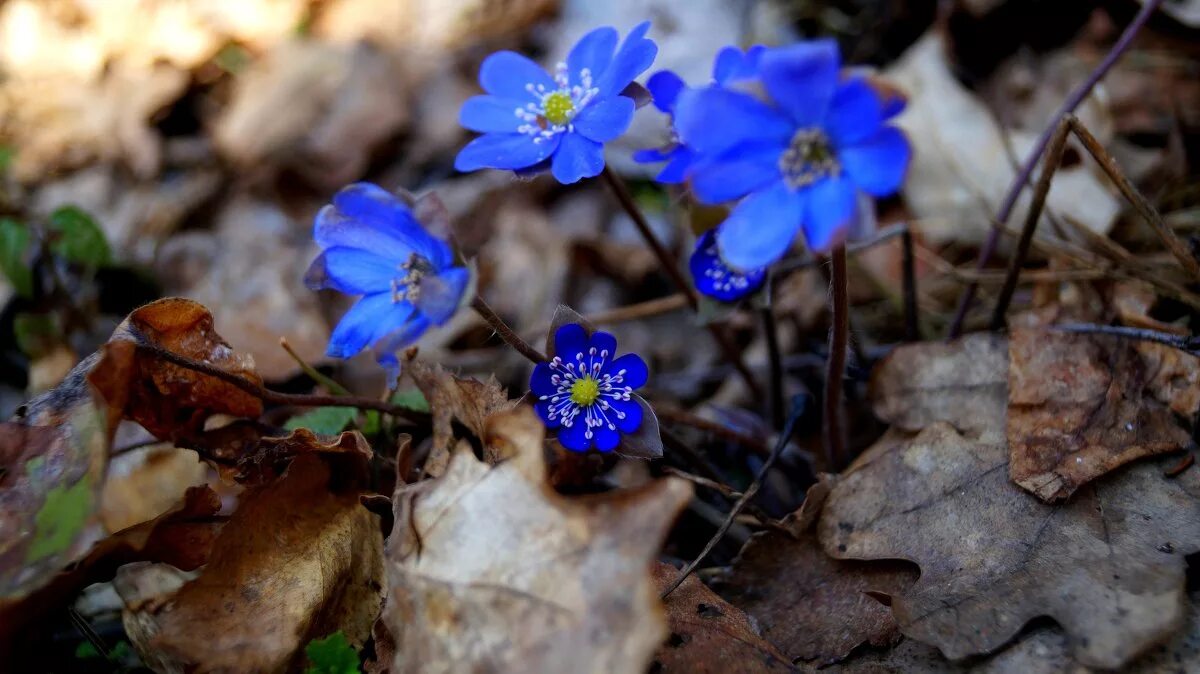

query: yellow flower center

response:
[543,91,575,126]
[569,376,600,406]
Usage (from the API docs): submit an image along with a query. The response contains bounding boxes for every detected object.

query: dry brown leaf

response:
[100,445,209,532]
[649,562,791,673]
[407,358,513,475]
[384,406,692,674]
[824,337,1200,668]
[124,453,383,672]
[89,298,263,441]
[234,427,373,486]
[718,526,917,667]
[1008,313,1192,501]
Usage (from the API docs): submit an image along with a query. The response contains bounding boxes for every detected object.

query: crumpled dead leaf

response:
[408,358,513,476]
[1008,310,1192,501]
[100,445,209,533]
[121,453,383,673]
[649,562,791,673]
[717,477,917,666]
[823,337,1200,669]
[89,298,263,441]
[384,406,692,674]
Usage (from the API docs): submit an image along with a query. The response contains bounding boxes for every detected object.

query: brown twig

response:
[600,166,763,399]
[656,407,770,457]
[774,222,908,275]
[948,0,1167,338]
[471,295,546,364]
[901,227,919,341]
[524,293,689,339]
[760,306,785,429]
[1054,322,1200,356]
[824,246,849,470]
[661,396,805,598]
[661,466,792,536]
[136,343,430,424]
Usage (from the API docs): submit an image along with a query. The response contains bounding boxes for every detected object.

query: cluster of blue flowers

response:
[306,23,910,453]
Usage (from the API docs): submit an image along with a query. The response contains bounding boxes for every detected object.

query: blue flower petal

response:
[454,132,561,172]
[840,126,910,197]
[414,266,470,325]
[554,323,589,359]
[608,397,642,433]
[479,51,554,100]
[605,353,648,389]
[589,331,618,361]
[327,293,414,359]
[674,87,792,157]
[535,398,562,429]
[690,230,765,302]
[646,70,685,113]
[716,182,805,270]
[530,362,557,398]
[550,132,605,184]
[633,147,671,163]
[372,313,430,363]
[316,183,451,267]
[655,147,696,184]
[568,26,618,88]
[595,21,657,98]
[304,246,397,294]
[559,417,591,451]
[459,96,525,134]
[593,423,620,452]
[802,174,858,252]
[689,142,783,204]
[759,40,841,127]
[826,78,883,147]
[712,45,764,84]
[573,97,635,143]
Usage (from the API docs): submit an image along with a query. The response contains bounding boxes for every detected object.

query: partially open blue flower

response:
[454,22,658,185]
[305,183,470,374]
[530,324,648,452]
[634,45,764,183]
[690,230,766,302]
[674,39,911,270]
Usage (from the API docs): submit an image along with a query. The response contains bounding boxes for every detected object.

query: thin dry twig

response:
[824,246,849,469]
[656,407,770,457]
[472,295,547,363]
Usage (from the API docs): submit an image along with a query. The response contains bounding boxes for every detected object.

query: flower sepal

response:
[532,304,663,459]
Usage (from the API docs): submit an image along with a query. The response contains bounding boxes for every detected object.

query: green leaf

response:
[284,407,357,434]
[75,642,100,660]
[47,206,111,267]
[26,476,93,562]
[14,312,61,357]
[0,145,15,173]
[390,389,430,413]
[0,217,32,297]
[304,631,360,674]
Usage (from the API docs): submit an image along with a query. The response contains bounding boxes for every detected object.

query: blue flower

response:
[674,39,911,270]
[690,230,766,302]
[305,183,471,373]
[530,324,649,452]
[454,22,658,184]
[634,45,764,183]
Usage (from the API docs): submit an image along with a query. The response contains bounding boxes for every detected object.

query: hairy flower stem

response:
[947,0,1166,338]
[600,167,763,399]
[471,295,546,364]
[760,306,785,429]
[133,343,430,425]
[824,246,849,470]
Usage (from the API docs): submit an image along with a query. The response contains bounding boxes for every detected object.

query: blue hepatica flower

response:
[454,22,657,184]
[530,324,649,452]
[634,45,765,183]
[674,39,911,270]
[690,229,766,302]
[305,183,470,373]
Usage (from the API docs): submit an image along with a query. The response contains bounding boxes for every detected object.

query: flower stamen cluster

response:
[779,128,841,190]
[540,347,633,442]
[517,65,599,144]
[391,253,431,304]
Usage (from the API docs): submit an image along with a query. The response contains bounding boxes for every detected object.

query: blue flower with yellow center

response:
[530,323,649,452]
[454,22,658,184]
[673,39,911,271]
[305,182,470,374]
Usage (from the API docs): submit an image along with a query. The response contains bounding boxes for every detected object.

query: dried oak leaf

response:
[0,354,113,603]
[718,476,917,665]
[89,298,263,441]
[384,406,692,674]
[649,562,791,673]
[1008,313,1192,501]
[407,358,513,476]
[127,453,383,673]
[823,339,1200,669]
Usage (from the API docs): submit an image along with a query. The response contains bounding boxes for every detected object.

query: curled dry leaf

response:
[1008,312,1192,501]
[823,337,1200,669]
[384,406,692,674]
[123,453,384,673]
[89,298,263,441]
[718,477,917,666]
[234,427,373,486]
[407,358,513,476]
[649,562,791,673]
